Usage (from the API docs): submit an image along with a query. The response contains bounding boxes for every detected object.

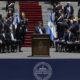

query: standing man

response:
[13,10,20,30]
[19,12,28,45]
[64,2,74,19]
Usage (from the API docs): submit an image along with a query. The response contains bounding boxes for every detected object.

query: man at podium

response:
[32,21,49,56]
[35,21,46,34]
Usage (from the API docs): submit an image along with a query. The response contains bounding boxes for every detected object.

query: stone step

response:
[0,1,7,18]
[39,1,52,26]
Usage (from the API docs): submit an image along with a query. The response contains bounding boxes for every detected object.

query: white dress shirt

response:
[38,27,43,34]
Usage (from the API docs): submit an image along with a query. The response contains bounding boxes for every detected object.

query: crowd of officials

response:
[50,2,80,52]
[0,1,28,53]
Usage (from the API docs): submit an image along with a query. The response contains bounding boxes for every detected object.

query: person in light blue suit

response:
[13,10,20,29]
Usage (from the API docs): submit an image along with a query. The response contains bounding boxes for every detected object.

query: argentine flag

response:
[46,24,55,41]
[46,11,57,41]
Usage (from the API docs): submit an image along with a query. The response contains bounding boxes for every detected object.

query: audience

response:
[50,2,80,52]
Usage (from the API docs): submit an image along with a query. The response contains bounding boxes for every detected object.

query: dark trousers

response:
[6,40,11,52]
[65,42,75,52]
[16,40,22,52]
[55,40,65,52]
[1,42,6,53]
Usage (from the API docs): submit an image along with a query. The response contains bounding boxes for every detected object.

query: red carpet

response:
[19,1,43,47]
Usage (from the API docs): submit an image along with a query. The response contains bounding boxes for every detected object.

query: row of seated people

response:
[0,27,22,53]
[55,28,80,52]
[0,10,28,53]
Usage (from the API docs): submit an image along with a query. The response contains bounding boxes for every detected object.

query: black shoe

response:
[7,51,10,53]
[19,50,23,52]
[2,51,5,53]
[11,50,15,52]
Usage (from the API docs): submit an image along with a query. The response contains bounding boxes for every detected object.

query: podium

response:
[32,33,50,56]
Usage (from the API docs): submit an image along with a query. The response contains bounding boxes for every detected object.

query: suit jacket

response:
[20,18,28,34]
[6,32,16,41]
[63,31,76,42]
[70,23,79,33]
[78,9,80,18]
[0,32,6,43]
[0,20,4,33]
[16,26,23,40]
[35,26,46,34]
[64,5,74,15]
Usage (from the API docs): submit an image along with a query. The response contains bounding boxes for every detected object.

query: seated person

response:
[55,28,76,52]
[55,37,65,52]
[63,29,76,52]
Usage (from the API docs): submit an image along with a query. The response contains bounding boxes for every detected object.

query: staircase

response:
[39,2,53,27]
[19,1,43,47]
[0,1,7,18]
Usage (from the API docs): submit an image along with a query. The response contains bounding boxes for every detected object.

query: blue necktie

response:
[16,17,18,24]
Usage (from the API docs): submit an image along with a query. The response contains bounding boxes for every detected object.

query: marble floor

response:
[0,47,80,59]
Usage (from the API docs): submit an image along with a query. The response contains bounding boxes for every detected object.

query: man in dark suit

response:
[63,29,76,42]
[0,14,4,34]
[0,28,6,53]
[63,29,76,52]
[10,28,17,52]
[55,28,76,52]
[20,12,28,44]
[35,21,46,34]
[5,27,16,52]
[69,19,79,40]
[56,20,68,39]
[15,23,23,52]
[64,2,74,19]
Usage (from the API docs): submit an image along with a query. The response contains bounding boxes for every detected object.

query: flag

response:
[47,21,57,41]
[50,11,55,23]
[46,25,55,41]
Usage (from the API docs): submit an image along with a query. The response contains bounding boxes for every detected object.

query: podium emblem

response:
[33,62,52,80]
